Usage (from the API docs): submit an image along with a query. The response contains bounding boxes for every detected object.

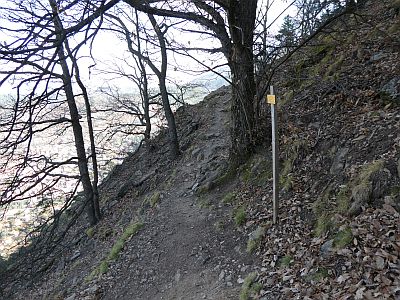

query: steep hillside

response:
[235,0,400,298]
[2,0,400,299]
[3,87,262,300]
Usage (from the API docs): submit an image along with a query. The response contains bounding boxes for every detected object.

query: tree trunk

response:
[227,0,258,165]
[148,14,180,158]
[49,0,98,225]
[135,11,152,141]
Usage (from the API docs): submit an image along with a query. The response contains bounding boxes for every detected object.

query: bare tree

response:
[0,0,103,227]
[104,7,180,158]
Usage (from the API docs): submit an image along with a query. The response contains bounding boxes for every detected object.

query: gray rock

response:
[330,147,349,174]
[69,250,80,261]
[191,182,199,191]
[381,77,400,102]
[320,239,334,257]
[65,294,76,300]
[83,284,101,295]
[218,270,225,281]
[370,52,386,62]
[191,148,201,158]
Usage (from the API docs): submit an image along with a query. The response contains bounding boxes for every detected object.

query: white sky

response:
[0,0,295,96]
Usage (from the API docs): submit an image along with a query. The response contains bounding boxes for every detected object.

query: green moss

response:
[246,226,266,253]
[251,282,262,294]
[214,221,224,231]
[213,166,237,188]
[314,213,334,237]
[313,160,385,236]
[165,169,177,188]
[86,221,143,281]
[247,239,258,254]
[390,186,400,196]
[358,160,384,184]
[86,227,95,238]
[198,196,212,208]
[145,192,160,208]
[122,222,143,240]
[98,260,109,274]
[280,139,307,190]
[336,185,350,214]
[279,255,293,268]
[109,240,124,260]
[388,22,400,35]
[333,227,353,249]
[281,174,293,192]
[234,206,246,227]
[324,54,344,79]
[240,156,272,186]
[279,90,294,108]
[195,185,210,195]
[239,272,260,300]
[309,267,330,282]
[222,192,236,204]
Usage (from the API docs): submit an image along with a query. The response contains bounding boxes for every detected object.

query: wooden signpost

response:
[267,86,279,224]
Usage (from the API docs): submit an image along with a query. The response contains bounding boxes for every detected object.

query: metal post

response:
[267,86,279,224]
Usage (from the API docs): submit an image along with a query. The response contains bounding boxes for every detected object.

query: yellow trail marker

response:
[268,86,279,225]
[266,94,276,104]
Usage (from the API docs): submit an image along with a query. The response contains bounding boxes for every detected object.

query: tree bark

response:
[49,0,98,225]
[227,0,258,165]
[135,10,152,141]
[148,14,180,159]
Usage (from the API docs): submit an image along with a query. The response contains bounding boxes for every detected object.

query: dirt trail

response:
[97,86,256,300]
[4,86,258,300]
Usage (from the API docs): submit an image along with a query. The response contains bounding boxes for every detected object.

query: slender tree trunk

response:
[49,0,98,225]
[135,10,151,141]
[70,51,101,221]
[227,0,258,165]
[148,14,180,158]
[142,72,152,140]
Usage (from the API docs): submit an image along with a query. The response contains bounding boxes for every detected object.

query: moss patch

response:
[239,272,261,300]
[336,185,350,214]
[86,227,95,238]
[308,267,330,282]
[221,192,236,204]
[234,206,246,227]
[333,227,353,249]
[280,139,307,191]
[313,185,335,236]
[212,166,237,188]
[313,160,385,236]
[279,255,293,268]
[145,192,160,208]
[240,156,272,186]
[247,226,266,253]
[198,196,212,208]
[87,221,143,281]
